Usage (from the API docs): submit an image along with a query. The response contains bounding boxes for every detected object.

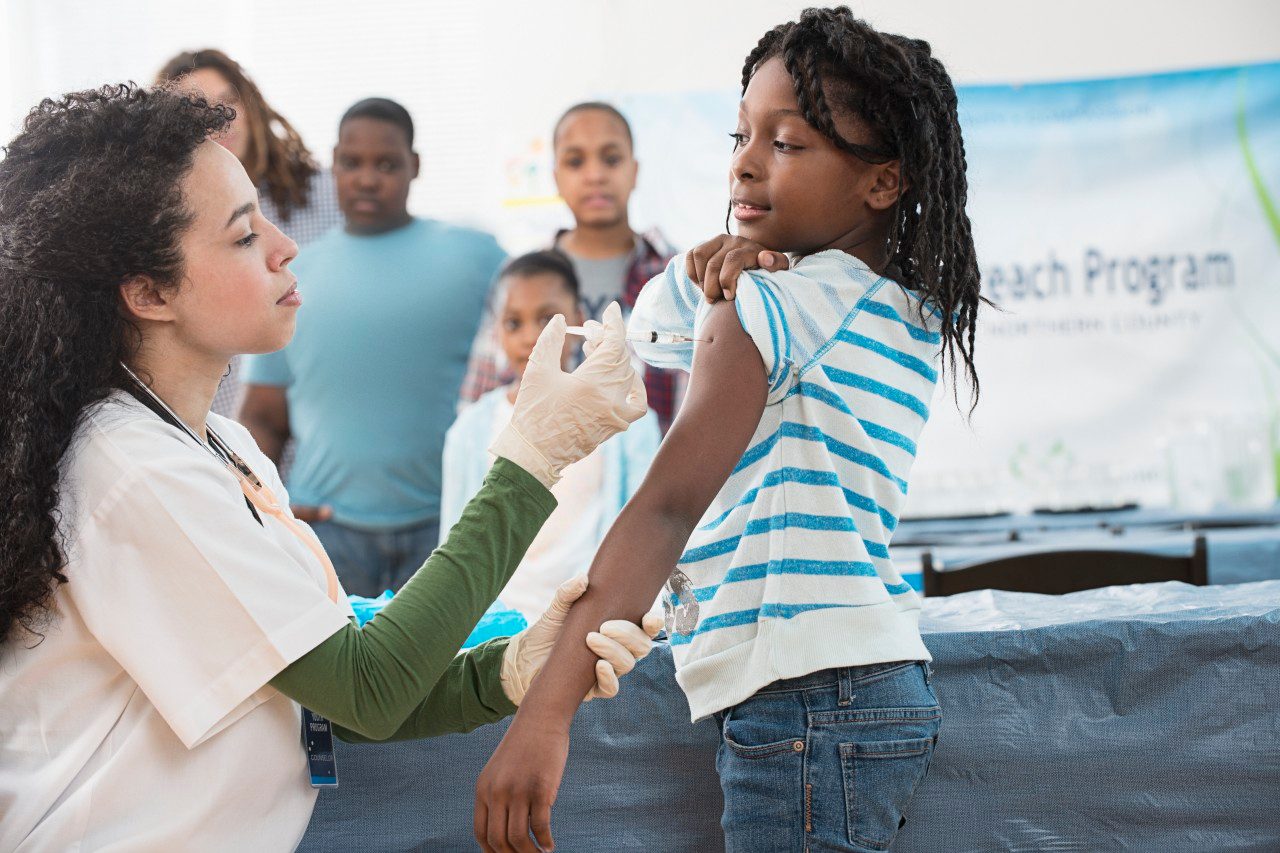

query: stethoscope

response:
[119,362,341,605]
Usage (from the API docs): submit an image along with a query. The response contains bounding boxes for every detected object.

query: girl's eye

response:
[502,319,520,333]
[564,158,584,169]
[728,132,747,149]
[236,233,259,248]
[604,156,622,167]
[774,140,802,152]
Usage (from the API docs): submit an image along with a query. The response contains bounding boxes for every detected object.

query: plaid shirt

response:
[458,229,681,432]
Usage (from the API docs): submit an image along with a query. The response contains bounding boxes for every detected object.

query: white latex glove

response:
[578,319,606,356]
[500,575,665,706]
[490,301,647,488]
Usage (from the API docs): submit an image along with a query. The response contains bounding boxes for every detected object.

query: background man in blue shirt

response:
[241,98,506,596]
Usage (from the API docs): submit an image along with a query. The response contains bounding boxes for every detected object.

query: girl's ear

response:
[866,160,904,211]
[119,275,176,323]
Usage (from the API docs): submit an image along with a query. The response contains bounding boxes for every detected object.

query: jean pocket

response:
[722,731,807,759]
[721,702,807,760]
[840,735,936,850]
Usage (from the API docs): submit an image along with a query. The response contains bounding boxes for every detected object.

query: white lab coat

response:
[0,391,354,851]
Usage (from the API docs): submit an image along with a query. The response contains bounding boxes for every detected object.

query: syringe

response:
[565,325,704,345]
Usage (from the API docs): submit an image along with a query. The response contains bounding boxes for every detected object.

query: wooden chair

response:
[921,536,1208,597]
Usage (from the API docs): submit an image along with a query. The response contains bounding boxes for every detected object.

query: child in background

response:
[459,102,681,432]
[440,250,661,623]
[241,98,507,596]
[474,8,982,852]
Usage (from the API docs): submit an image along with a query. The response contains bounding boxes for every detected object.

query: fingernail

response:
[762,252,774,264]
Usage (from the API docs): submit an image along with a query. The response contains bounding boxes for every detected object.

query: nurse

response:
[0,84,654,851]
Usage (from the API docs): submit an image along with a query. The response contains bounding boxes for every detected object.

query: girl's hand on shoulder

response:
[685,235,789,303]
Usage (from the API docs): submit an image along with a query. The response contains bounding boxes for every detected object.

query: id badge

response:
[301,707,338,787]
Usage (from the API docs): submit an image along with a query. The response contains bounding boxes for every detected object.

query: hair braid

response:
[741,25,789,92]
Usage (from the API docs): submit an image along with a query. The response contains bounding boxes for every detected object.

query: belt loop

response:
[837,668,853,706]
[923,662,933,687]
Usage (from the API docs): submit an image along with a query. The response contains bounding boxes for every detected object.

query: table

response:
[890,506,1280,592]
[893,505,1280,541]
[299,580,1280,851]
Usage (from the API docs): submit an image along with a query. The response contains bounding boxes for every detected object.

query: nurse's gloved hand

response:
[500,575,663,706]
[490,301,647,489]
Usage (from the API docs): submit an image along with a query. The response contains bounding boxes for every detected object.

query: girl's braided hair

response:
[743,7,981,402]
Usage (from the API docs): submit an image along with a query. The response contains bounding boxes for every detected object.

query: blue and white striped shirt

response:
[630,251,939,720]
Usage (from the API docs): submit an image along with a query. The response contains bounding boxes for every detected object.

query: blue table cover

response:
[300,580,1280,851]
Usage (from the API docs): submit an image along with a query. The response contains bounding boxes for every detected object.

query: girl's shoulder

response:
[775,252,945,348]
[776,250,890,302]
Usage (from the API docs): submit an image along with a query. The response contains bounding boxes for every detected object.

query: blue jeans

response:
[713,661,941,852]
[310,518,440,598]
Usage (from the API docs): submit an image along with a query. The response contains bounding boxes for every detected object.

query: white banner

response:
[916,63,1280,515]
[611,63,1280,515]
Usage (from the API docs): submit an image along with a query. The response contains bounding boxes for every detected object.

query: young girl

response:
[441,250,661,622]
[475,8,981,853]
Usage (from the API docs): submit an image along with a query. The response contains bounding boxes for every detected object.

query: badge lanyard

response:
[119,364,342,786]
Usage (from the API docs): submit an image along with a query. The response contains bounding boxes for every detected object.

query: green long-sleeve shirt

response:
[269,458,556,742]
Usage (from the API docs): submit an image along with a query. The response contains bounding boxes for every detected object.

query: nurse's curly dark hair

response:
[743,7,982,404]
[0,83,231,644]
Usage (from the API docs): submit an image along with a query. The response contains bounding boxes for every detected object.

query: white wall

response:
[3,0,1277,514]
[2,0,1278,243]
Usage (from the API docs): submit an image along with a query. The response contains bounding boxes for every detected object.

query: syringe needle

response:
[564,326,706,345]
[629,331,706,345]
